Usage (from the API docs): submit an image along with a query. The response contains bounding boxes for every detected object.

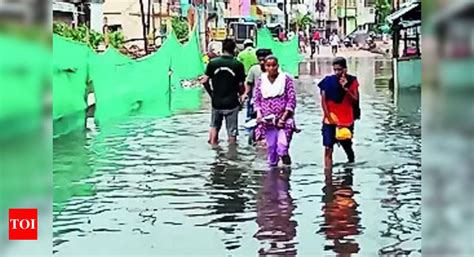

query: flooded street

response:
[53,57,421,256]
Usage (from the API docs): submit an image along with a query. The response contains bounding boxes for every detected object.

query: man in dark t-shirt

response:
[200,39,245,145]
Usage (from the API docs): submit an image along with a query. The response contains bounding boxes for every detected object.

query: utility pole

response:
[139,0,149,53]
[158,0,162,36]
[284,0,288,31]
[214,0,218,27]
[391,0,399,58]
[344,0,347,36]
[152,3,156,45]
[147,0,152,35]
[328,0,331,37]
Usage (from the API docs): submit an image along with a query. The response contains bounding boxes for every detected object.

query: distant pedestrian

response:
[278,30,287,42]
[254,56,299,166]
[318,57,360,169]
[298,31,307,54]
[237,39,258,75]
[243,48,273,145]
[207,43,219,60]
[200,39,246,145]
[310,29,321,58]
[330,32,340,56]
[243,48,273,121]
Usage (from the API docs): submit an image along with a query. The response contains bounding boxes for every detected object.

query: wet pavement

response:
[53,57,421,256]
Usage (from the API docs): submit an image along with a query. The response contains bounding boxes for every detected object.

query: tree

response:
[53,22,124,50]
[292,12,313,31]
[375,0,393,32]
[171,16,189,42]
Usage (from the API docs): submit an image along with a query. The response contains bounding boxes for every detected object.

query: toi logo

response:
[9,208,38,240]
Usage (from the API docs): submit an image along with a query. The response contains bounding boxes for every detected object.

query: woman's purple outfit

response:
[254,74,297,166]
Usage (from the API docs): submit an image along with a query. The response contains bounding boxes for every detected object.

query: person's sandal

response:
[281,155,292,165]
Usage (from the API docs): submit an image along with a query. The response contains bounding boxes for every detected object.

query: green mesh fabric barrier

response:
[256,28,303,77]
[49,28,205,136]
[53,35,90,137]
[0,35,47,139]
[88,49,171,125]
[89,28,204,125]
[168,29,204,112]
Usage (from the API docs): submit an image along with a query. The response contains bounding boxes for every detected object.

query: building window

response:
[365,0,375,7]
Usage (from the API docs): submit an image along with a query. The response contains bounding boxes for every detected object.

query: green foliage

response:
[171,16,189,41]
[109,31,125,49]
[291,12,313,31]
[53,22,125,50]
[375,0,392,32]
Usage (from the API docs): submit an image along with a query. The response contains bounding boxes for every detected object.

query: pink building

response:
[229,0,240,16]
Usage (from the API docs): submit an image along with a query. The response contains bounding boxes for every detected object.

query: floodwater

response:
[53,57,421,256]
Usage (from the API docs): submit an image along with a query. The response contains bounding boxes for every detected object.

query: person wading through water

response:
[318,57,360,169]
[237,39,258,76]
[254,56,299,166]
[200,39,246,145]
[242,48,273,145]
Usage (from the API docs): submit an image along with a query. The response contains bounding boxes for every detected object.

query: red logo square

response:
[9,208,38,240]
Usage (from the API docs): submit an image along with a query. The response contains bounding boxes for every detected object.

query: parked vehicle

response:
[228,22,257,48]
[266,23,284,39]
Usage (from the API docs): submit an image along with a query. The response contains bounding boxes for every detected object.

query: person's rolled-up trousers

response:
[265,126,289,166]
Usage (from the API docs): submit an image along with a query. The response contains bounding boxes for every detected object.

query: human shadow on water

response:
[208,145,247,218]
[204,144,256,250]
[254,167,298,256]
[318,167,363,256]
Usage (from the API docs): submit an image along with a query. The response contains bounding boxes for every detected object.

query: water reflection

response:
[208,146,247,222]
[319,168,362,256]
[255,168,297,256]
[204,145,256,251]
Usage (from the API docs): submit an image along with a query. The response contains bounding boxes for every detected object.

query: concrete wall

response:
[89,2,103,32]
[397,58,422,89]
[229,0,240,16]
[103,0,176,46]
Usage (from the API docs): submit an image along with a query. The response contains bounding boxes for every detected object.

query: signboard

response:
[211,28,227,40]
[52,1,77,13]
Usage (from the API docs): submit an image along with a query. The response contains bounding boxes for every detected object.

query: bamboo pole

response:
[139,0,149,53]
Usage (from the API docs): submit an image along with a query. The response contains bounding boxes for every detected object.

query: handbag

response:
[336,127,352,141]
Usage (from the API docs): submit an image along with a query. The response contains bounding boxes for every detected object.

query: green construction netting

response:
[53,35,91,137]
[0,35,48,139]
[167,29,204,112]
[89,44,172,125]
[88,27,204,126]
[51,27,205,137]
[256,28,303,77]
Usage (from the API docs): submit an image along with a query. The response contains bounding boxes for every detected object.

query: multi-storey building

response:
[103,0,181,43]
[356,0,375,32]
[257,0,285,25]
[52,0,104,31]
[335,0,357,36]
